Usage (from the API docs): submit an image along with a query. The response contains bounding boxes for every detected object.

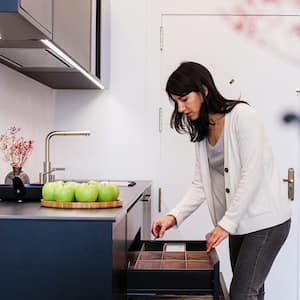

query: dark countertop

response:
[0,180,151,222]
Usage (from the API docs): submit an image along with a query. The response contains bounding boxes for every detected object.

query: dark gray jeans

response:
[229,219,291,300]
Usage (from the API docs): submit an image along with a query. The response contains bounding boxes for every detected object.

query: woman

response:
[151,62,291,300]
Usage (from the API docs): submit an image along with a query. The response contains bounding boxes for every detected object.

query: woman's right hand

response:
[151,215,177,238]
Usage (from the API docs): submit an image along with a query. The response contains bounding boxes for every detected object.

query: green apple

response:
[98,184,119,202]
[88,180,101,186]
[111,184,120,199]
[54,184,75,202]
[64,181,80,189]
[75,183,98,202]
[88,181,103,191]
[42,181,62,201]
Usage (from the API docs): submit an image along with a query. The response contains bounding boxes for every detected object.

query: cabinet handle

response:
[158,187,162,212]
[141,194,151,201]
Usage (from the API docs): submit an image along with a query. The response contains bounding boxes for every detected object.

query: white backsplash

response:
[0,64,56,184]
[53,0,150,182]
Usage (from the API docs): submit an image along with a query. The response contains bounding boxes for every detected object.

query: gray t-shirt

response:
[206,130,226,222]
[207,129,224,175]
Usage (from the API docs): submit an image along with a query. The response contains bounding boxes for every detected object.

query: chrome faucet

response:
[39,167,66,184]
[42,130,91,184]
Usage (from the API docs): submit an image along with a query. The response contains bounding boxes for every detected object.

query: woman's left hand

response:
[206,225,229,252]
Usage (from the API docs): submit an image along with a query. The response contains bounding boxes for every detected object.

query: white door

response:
[158,14,300,299]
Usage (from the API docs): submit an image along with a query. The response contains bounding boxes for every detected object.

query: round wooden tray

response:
[40,199,123,209]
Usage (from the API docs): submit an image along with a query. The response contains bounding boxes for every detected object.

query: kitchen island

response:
[0,180,151,300]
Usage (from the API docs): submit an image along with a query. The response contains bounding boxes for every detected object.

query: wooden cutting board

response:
[41,199,123,209]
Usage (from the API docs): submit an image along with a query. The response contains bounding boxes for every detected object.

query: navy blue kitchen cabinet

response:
[0,218,126,300]
[0,181,151,300]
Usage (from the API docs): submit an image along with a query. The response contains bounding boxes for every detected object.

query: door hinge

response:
[159,107,163,132]
[160,26,164,51]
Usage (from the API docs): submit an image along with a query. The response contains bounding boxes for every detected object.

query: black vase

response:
[4,167,30,185]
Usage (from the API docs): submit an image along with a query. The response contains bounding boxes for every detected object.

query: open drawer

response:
[127,240,220,299]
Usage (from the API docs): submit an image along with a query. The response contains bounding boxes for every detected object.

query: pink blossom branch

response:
[0,127,34,168]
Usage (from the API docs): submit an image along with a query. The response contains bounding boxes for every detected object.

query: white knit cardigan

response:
[169,103,291,235]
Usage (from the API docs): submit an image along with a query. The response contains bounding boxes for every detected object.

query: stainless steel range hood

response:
[0,47,69,69]
[0,1,104,89]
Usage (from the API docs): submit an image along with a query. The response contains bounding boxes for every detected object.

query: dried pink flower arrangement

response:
[0,126,34,168]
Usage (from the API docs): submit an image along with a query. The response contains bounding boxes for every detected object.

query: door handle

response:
[283,168,294,200]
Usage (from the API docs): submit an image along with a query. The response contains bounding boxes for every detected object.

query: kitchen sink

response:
[0,183,42,202]
[55,180,136,187]
[0,179,136,203]
[98,180,136,187]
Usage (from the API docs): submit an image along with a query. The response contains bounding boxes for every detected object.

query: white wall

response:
[54,0,150,182]
[0,64,56,184]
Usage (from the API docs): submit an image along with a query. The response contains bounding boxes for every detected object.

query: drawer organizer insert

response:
[127,240,220,299]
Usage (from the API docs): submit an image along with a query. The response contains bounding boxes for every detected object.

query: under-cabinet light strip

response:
[41,39,104,89]
[0,55,23,68]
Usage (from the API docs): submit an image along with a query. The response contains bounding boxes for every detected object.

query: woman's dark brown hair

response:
[166,62,247,142]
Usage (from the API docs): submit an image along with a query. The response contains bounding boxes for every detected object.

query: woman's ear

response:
[203,85,208,96]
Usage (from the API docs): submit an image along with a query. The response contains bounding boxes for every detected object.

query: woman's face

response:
[171,91,204,120]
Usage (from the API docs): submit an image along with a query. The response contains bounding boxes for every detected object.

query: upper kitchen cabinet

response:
[53,0,91,73]
[0,0,110,89]
[20,0,52,36]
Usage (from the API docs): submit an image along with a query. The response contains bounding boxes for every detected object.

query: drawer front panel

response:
[127,198,143,249]
[127,240,220,297]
